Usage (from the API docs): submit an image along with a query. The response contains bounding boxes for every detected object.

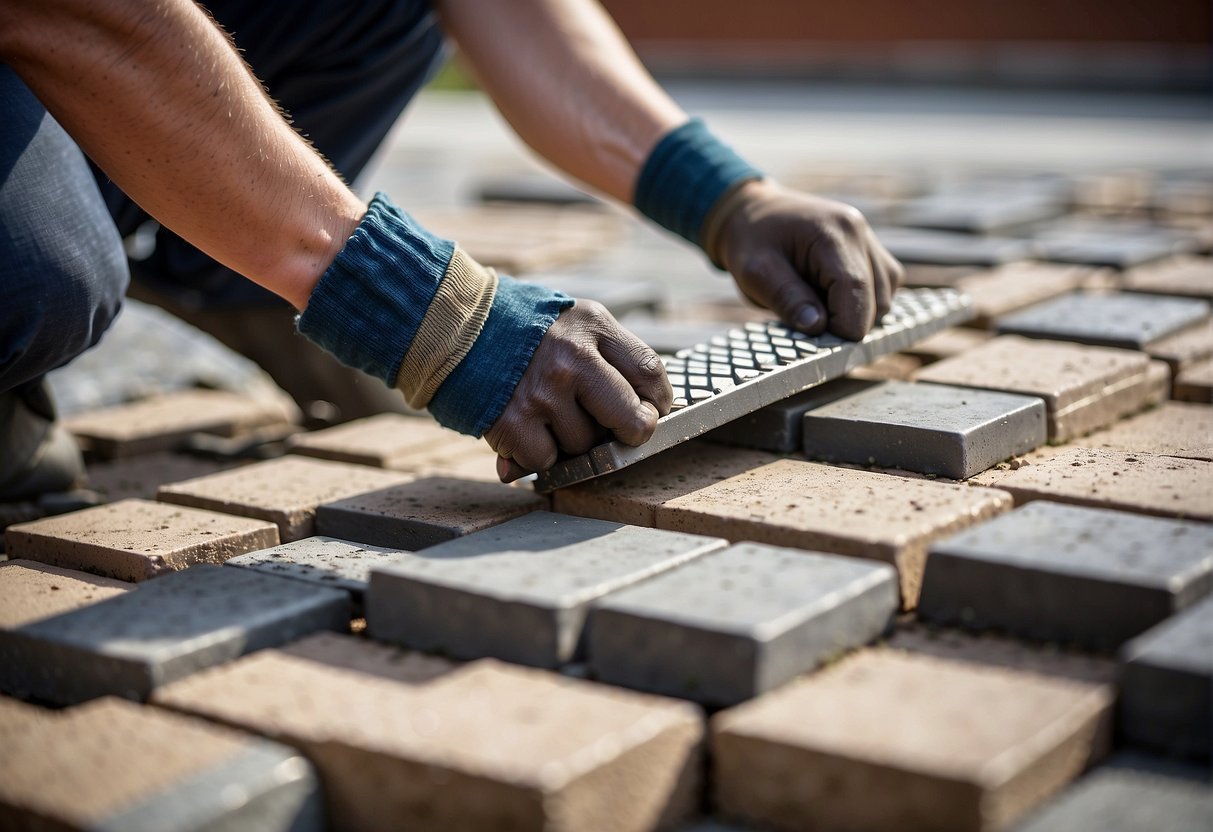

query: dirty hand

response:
[711,179,904,341]
[486,301,673,482]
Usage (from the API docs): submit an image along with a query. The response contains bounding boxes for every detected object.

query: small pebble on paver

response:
[552,440,781,528]
[918,501,1213,648]
[1012,753,1213,832]
[4,498,279,582]
[655,458,1012,607]
[995,291,1210,350]
[286,412,490,471]
[1119,595,1212,761]
[0,560,130,629]
[0,697,322,832]
[800,380,1046,479]
[226,536,407,614]
[707,378,881,452]
[1173,358,1213,403]
[0,564,348,705]
[915,336,1163,441]
[712,649,1113,832]
[367,511,727,667]
[980,447,1213,522]
[316,476,545,550]
[63,388,294,459]
[589,543,898,705]
[157,456,414,542]
[954,262,1093,327]
[1070,401,1213,461]
[1121,255,1213,302]
[155,655,703,832]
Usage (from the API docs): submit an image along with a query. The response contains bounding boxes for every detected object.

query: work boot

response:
[0,379,85,501]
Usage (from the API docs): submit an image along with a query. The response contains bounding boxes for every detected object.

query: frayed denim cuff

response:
[633,118,762,258]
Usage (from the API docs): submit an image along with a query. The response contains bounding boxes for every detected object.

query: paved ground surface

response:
[3,83,1212,830]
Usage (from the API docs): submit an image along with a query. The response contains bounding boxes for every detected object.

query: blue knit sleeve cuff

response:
[297,192,454,386]
[428,276,574,437]
[633,118,762,255]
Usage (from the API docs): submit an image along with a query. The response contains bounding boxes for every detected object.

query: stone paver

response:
[846,352,924,381]
[976,447,1213,522]
[1146,319,1213,373]
[712,650,1112,832]
[1070,401,1213,461]
[874,226,1033,266]
[1119,595,1212,761]
[552,441,782,527]
[800,381,1047,479]
[655,459,1013,607]
[4,498,279,582]
[895,189,1065,234]
[955,262,1093,327]
[1173,358,1213,402]
[902,326,993,363]
[286,412,491,471]
[0,560,130,629]
[995,292,1210,350]
[0,696,321,831]
[158,456,414,542]
[589,543,898,705]
[227,536,406,615]
[1013,753,1213,832]
[155,655,703,832]
[0,564,348,704]
[1031,226,1197,270]
[84,452,245,502]
[708,378,881,452]
[368,511,727,667]
[63,388,294,459]
[919,502,1213,648]
[914,336,1162,441]
[274,631,458,685]
[1121,255,1213,302]
[316,476,544,550]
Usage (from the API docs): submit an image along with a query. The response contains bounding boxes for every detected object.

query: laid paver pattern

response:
[155,651,703,832]
[712,649,1112,832]
[995,292,1210,351]
[4,498,279,581]
[976,447,1213,522]
[1118,596,1212,761]
[0,696,321,832]
[368,511,727,667]
[0,564,348,704]
[589,543,897,705]
[1069,401,1213,461]
[655,458,1013,607]
[914,336,1163,442]
[316,476,545,550]
[918,501,1213,648]
[63,387,295,459]
[800,380,1047,479]
[0,560,130,629]
[158,456,414,542]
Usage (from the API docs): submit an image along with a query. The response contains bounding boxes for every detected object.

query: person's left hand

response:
[710,178,904,341]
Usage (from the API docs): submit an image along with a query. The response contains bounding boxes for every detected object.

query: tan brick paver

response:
[1174,358,1213,403]
[956,262,1093,327]
[1069,401,1213,461]
[0,560,130,629]
[287,412,492,471]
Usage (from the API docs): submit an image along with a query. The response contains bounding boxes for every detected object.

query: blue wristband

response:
[633,118,762,253]
[297,192,572,436]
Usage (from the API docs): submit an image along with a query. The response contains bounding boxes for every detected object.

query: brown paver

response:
[654,459,1013,607]
[712,649,1112,832]
[315,476,545,549]
[1146,319,1213,373]
[914,335,1159,441]
[1070,401,1213,461]
[155,651,703,832]
[551,440,783,528]
[847,352,923,381]
[157,456,414,542]
[4,499,279,581]
[1174,358,1213,403]
[287,412,491,472]
[85,452,245,502]
[902,326,993,364]
[982,447,1213,522]
[1121,255,1213,302]
[0,696,312,830]
[956,262,1093,327]
[0,560,130,629]
[64,388,295,459]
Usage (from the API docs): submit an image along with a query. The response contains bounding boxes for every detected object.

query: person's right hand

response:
[485,301,672,482]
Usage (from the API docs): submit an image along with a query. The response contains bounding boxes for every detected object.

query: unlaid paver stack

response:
[2,166,1213,832]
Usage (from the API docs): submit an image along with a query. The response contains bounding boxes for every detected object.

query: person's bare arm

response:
[0,0,363,309]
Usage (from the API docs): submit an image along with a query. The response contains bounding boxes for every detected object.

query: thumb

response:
[742,254,828,336]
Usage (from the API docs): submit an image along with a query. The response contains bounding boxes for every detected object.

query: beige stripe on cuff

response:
[395,246,498,409]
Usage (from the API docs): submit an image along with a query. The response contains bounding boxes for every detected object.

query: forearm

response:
[0,0,363,309]
[434,0,685,203]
